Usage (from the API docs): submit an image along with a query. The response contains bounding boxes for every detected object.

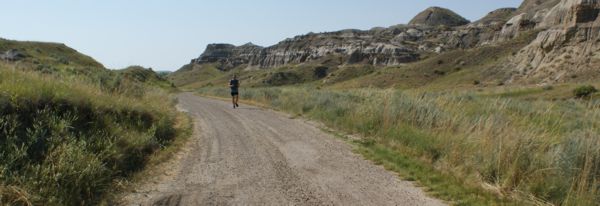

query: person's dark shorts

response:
[231,91,239,96]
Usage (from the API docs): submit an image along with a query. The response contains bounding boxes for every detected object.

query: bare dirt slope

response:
[121,93,445,206]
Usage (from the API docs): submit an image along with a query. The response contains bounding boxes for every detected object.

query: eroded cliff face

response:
[183,0,599,85]
[190,7,514,70]
[496,0,561,41]
[505,0,600,83]
[248,29,420,68]
[192,43,263,70]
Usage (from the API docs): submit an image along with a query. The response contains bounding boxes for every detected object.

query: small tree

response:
[573,85,598,98]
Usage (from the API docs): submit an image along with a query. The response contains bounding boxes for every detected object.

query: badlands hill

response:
[170,0,600,88]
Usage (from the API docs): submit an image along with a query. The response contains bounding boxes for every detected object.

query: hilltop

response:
[118,66,176,91]
[0,38,108,79]
[472,8,517,26]
[0,38,174,91]
[408,6,470,27]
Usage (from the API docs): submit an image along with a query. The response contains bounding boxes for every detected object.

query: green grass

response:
[0,38,188,205]
[0,38,105,76]
[197,86,600,205]
[1,38,176,94]
[118,66,177,92]
[357,143,510,206]
[167,63,224,88]
[100,109,193,205]
[479,83,600,101]
[0,69,183,205]
[169,56,377,90]
[0,38,102,67]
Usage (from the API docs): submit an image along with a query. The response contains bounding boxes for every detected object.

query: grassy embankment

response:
[197,86,600,205]
[0,69,190,205]
[0,69,189,205]
[0,38,189,205]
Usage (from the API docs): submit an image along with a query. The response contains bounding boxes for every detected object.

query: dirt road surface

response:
[121,93,445,206]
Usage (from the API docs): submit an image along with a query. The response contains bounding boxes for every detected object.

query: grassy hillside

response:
[197,85,600,205]
[168,63,224,88]
[0,38,102,67]
[331,31,540,89]
[170,62,375,90]
[0,38,105,74]
[118,66,177,91]
[0,38,175,93]
[0,39,188,205]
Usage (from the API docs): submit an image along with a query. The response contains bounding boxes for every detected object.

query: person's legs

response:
[231,93,236,108]
[235,95,239,106]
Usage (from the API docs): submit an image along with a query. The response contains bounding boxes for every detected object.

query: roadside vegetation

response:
[0,69,186,205]
[197,86,600,205]
[0,39,188,205]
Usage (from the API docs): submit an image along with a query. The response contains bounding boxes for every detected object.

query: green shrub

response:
[0,70,178,205]
[573,85,598,98]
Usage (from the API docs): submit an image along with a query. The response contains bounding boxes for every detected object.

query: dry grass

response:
[198,86,600,205]
[0,70,183,205]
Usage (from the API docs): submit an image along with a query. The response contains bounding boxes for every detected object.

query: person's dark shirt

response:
[230,79,239,92]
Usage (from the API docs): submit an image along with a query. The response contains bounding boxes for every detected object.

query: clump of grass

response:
[574,85,598,98]
[0,70,179,205]
[197,86,600,205]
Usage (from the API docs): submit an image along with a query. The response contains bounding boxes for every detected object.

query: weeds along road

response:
[122,93,445,206]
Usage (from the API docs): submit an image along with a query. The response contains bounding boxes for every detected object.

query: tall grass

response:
[198,87,600,205]
[0,70,179,205]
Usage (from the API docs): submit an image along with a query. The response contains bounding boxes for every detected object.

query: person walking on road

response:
[229,74,240,108]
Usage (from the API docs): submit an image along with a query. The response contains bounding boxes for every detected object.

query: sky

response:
[1,0,523,71]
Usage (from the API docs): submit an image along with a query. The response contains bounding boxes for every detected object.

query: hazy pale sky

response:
[1,0,522,71]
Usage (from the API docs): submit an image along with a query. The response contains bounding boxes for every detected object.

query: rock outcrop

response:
[186,5,530,71]
[193,29,424,70]
[496,0,562,41]
[0,49,26,61]
[192,43,263,70]
[505,0,600,83]
[182,0,599,85]
[188,6,512,70]
[517,0,563,14]
[252,29,419,68]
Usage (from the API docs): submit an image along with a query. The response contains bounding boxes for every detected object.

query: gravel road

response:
[121,93,445,206]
